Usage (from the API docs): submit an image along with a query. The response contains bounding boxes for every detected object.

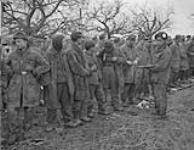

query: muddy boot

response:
[88,103,95,118]
[81,116,91,122]
[151,111,159,116]
[98,104,109,115]
[98,109,110,115]
[80,99,91,122]
[127,99,135,105]
[72,111,82,127]
[88,112,95,118]
[7,135,17,145]
[64,120,76,128]
[113,106,123,112]
[73,119,82,127]
[112,101,123,112]
[24,123,32,132]
[63,118,72,128]
[6,130,20,146]
[45,122,59,132]
[122,100,129,107]
[159,114,168,120]
[81,108,91,122]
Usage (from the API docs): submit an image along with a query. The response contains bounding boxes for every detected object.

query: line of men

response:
[1,31,194,145]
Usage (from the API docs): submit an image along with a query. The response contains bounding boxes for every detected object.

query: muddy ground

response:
[2,86,194,150]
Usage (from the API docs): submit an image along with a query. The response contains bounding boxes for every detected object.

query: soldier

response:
[96,33,107,51]
[44,34,75,130]
[98,40,123,111]
[4,32,49,144]
[120,34,139,106]
[1,37,13,110]
[150,32,172,119]
[113,38,126,107]
[41,36,52,53]
[187,37,194,77]
[92,36,98,45]
[135,36,153,101]
[179,36,190,83]
[66,32,91,127]
[84,40,108,116]
[169,35,181,87]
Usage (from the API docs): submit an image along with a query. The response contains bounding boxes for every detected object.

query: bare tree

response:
[131,4,174,39]
[55,0,90,34]
[2,0,78,37]
[86,0,131,39]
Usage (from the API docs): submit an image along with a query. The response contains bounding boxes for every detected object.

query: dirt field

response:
[3,86,194,150]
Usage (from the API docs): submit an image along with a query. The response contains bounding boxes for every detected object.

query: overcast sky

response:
[123,0,194,36]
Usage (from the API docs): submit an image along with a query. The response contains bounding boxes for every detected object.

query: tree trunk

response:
[0,1,2,147]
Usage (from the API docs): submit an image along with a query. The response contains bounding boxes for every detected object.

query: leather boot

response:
[81,116,91,122]
[88,102,95,118]
[72,111,82,127]
[98,104,109,115]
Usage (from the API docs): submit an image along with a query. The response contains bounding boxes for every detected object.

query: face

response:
[2,43,12,59]
[15,38,27,50]
[77,37,85,49]
[126,39,136,47]
[78,37,83,45]
[62,38,67,50]
[155,38,165,48]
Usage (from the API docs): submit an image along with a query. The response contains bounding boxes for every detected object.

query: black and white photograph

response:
[0,0,194,149]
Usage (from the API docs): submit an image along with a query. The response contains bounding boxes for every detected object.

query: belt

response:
[103,64,114,67]
[103,63,114,67]
[14,71,32,75]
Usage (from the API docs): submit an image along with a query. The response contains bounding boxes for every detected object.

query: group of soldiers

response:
[1,30,194,145]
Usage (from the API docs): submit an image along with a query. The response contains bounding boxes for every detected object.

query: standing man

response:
[45,34,74,129]
[113,38,126,108]
[97,34,107,51]
[135,37,152,100]
[187,37,194,77]
[179,36,190,83]
[66,32,90,127]
[169,35,181,87]
[4,32,49,144]
[150,32,172,119]
[120,34,139,106]
[84,40,108,116]
[98,40,123,111]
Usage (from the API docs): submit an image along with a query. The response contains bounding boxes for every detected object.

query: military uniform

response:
[84,50,107,115]
[179,42,190,81]
[114,41,126,106]
[67,35,89,126]
[135,40,152,99]
[84,40,108,116]
[150,32,172,117]
[187,39,194,76]
[120,40,138,105]
[5,32,49,143]
[45,35,74,128]
[98,41,122,111]
[169,42,181,86]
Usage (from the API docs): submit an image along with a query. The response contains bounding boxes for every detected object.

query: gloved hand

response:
[91,65,97,71]
[133,59,138,65]
[126,60,132,65]
[112,57,118,62]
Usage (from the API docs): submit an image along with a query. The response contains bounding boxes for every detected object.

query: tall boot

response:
[112,94,123,112]
[72,111,82,127]
[80,101,91,122]
[99,91,111,114]
[98,104,109,115]
[88,100,95,118]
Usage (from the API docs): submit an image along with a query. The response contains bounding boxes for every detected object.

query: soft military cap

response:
[13,31,28,41]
